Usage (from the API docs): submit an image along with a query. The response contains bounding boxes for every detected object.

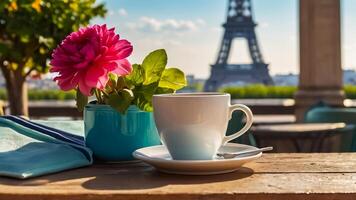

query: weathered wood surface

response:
[0,153,356,200]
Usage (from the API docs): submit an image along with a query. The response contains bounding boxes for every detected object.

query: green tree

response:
[0,0,106,115]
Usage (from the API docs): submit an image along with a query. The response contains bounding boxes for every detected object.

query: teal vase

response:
[84,104,161,161]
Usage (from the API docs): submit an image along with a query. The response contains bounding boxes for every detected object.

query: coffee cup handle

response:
[222,104,254,145]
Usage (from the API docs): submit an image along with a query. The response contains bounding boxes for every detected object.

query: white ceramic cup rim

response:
[153,92,229,98]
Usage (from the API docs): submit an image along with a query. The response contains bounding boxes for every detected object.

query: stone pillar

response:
[295,0,344,121]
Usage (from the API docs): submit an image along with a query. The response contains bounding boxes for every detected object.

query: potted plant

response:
[50,24,186,161]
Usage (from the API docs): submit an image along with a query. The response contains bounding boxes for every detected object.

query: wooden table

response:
[0,153,356,200]
[251,123,354,152]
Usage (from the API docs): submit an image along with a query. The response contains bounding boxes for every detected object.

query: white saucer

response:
[133,143,262,175]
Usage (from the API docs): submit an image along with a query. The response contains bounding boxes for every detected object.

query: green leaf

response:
[156,87,175,94]
[20,34,30,43]
[159,68,187,90]
[107,89,134,114]
[116,76,126,90]
[108,73,118,85]
[142,49,167,85]
[76,89,88,112]
[124,64,145,87]
[0,43,10,56]
[104,73,118,93]
[134,94,153,112]
[142,83,158,100]
[132,83,158,112]
[137,100,153,112]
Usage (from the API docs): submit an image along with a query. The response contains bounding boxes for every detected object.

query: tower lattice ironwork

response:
[204,0,273,91]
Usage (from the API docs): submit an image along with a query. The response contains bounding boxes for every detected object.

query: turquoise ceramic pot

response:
[84,104,161,161]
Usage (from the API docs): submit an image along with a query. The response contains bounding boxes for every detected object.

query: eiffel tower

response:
[204,0,273,91]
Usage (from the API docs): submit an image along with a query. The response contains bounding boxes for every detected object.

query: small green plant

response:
[76,49,187,113]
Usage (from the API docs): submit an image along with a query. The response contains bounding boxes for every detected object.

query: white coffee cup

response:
[152,93,253,160]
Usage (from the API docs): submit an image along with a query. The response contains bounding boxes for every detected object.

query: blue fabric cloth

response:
[0,116,92,179]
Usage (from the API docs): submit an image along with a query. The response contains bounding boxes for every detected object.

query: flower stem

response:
[101,90,109,98]
[94,89,103,104]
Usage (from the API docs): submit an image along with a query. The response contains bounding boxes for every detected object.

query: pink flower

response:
[50,24,133,96]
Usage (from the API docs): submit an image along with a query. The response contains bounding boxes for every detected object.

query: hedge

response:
[221,84,356,99]
[0,89,76,100]
[0,85,355,100]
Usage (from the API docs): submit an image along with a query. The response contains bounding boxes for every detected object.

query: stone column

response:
[295,0,344,121]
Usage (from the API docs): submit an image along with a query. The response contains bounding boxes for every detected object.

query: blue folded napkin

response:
[0,116,92,179]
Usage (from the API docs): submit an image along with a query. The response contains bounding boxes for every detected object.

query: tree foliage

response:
[0,0,106,114]
[0,0,106,76]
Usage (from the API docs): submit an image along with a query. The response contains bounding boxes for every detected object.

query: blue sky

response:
[93,0,356,78]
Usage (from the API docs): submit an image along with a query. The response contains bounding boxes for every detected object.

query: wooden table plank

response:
[250,153,356,172]
[0,153,356,200]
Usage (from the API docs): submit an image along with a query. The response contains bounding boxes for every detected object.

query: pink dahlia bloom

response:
[50,24,133,96]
